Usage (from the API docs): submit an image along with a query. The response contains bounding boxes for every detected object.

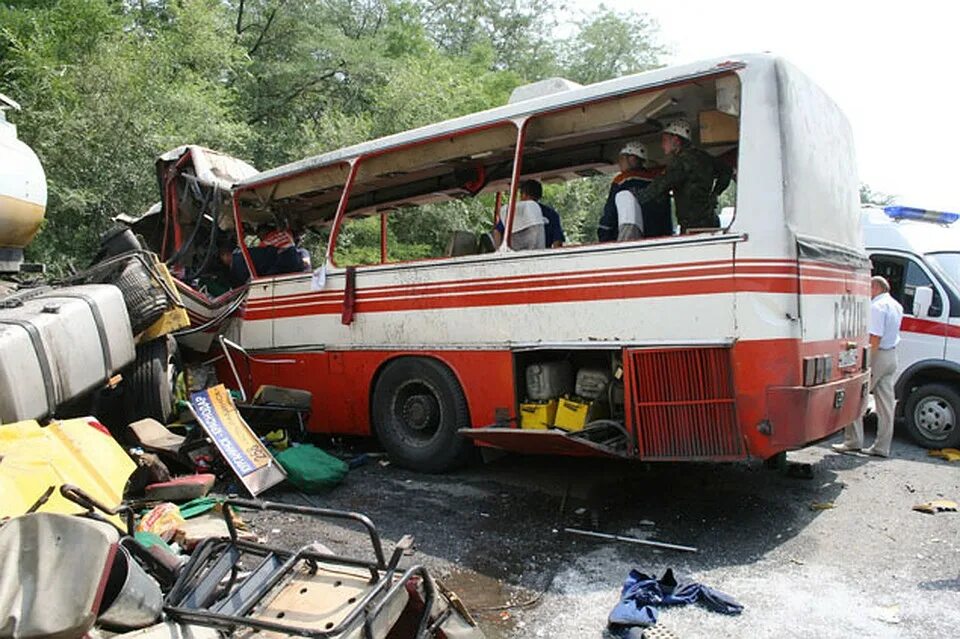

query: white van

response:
[862,205,960,448]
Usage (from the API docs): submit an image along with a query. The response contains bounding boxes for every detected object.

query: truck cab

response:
[861,205,960,448]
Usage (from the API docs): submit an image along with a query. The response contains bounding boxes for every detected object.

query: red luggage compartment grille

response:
[626,347,742,460]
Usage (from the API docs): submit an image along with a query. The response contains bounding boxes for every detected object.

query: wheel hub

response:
[393,381,442,443]
[915,395,956,441]
[402,394,439,431]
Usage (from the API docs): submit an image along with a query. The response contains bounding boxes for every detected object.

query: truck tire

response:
[903,383,960,449]
[371,357,473,472]
[124,338,178,425]
[115,259,168,334]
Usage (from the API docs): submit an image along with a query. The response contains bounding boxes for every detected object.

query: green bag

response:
[275,444,348,493]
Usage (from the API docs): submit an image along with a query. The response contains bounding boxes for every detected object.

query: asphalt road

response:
[246,428,960,638]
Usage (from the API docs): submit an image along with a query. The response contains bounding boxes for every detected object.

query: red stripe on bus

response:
[243,274,865,321]
[247,259,869,310]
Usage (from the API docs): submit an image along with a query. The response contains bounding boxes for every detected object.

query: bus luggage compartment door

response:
[623,346,744,461]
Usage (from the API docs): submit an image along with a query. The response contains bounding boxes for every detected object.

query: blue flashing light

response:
[884,205,959,225]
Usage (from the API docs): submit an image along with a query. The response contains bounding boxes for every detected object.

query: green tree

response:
[415,0,557,78]
[559,5,665,85]
[2,0,250,271]
[860,183,896,206]
[1,0,666,267]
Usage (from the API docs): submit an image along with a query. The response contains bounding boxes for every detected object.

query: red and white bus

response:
[165,54,871,471]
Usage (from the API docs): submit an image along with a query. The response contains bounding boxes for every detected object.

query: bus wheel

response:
[372,357,472,472]
[904,383,960,449]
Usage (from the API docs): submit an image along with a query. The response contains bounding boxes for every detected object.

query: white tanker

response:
[0,94,46,273]
[0,95,142,424]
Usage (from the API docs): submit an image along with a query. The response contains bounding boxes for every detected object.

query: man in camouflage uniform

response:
[636,119,733,232]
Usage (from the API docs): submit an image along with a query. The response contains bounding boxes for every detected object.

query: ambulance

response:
[862,205,960,448]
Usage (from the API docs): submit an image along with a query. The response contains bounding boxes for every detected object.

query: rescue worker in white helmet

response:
[634,119,733,232]
[597,141,672,242]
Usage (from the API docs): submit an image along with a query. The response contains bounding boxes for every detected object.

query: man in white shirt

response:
[833,276,904,457]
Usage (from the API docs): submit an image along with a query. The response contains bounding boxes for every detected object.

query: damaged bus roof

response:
[234,53,768,193]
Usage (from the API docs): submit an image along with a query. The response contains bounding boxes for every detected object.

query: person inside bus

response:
[634,119,733,233]
[495,180,564,248]
[250,221,307,275]
[597,141,672,242]
[493,184,546,250]
[522,180,565,248]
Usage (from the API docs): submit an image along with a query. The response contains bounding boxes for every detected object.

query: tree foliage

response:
[860,183,896,207]
[1,0,667,268]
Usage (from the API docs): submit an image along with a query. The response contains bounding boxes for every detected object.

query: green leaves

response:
[3,0,665,268]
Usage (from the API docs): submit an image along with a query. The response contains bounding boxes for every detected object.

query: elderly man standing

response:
[833,276,904,457]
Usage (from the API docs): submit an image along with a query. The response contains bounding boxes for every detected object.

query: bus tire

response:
[372,357,473,472]
[903,383,960,449]
[124,338,178,425]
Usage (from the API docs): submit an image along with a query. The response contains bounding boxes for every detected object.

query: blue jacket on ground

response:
[608,568,743,635]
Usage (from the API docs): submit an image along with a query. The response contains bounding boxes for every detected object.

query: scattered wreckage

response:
[0,489,483,638]
[0,408,484,639]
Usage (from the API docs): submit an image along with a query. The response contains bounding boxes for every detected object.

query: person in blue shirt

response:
[494,179,565,248]
[520,180,565,247]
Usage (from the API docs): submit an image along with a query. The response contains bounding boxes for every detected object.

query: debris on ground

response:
[275,443,349,493]
[809,501,836,511]
[1,481,484,638]
[564,527,698,553]
[188,384,287,496]
[144,474,216,502]
[128,418,186,461]
[928,448,960,463]
[0,417,135,523]
[0,349,480,636]
[137,502,187,540]
[607,568,742,637]
[162,499,484,637]
[0,512,126,638]
[912,499,958,514]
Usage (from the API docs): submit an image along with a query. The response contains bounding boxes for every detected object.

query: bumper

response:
[765,372,870,451]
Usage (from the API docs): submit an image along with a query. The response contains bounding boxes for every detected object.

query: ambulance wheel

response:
[372,357,473,472]
[124,337,178,425]
[904,383,960,449]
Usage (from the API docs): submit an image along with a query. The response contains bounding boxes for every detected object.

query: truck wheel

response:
[372,357,473,472]
[124,338,178,425]
[904,383,960,449]
[115,259,168,334]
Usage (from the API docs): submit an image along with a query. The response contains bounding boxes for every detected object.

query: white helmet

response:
[619,141,648,161]
[663,119,692,141]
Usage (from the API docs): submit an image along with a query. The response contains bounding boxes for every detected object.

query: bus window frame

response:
[326,121,522,269]
[236,68,744,276]
[230,160,357,281]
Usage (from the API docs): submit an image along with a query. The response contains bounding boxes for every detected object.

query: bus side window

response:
[333,215,382,267]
